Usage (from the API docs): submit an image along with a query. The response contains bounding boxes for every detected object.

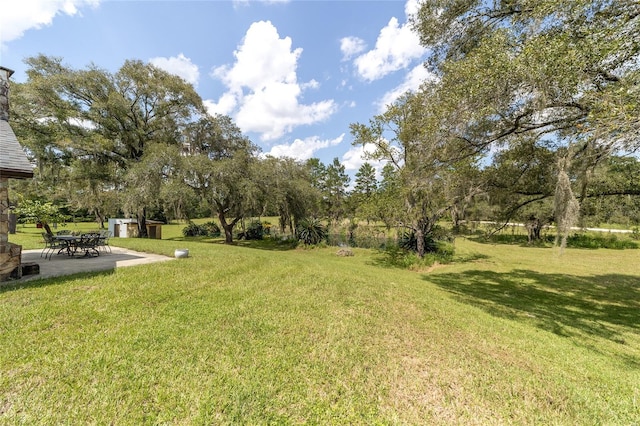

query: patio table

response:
[52,234,101,258]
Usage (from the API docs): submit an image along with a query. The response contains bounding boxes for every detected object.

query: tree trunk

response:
[415,224,426,258]
[218,210,241,244]
[94,210,105,229]
[525,217,543,243]
[137,209,148,238]
[42,221,53,236]
[289,218,294,236]
[451,207,459,229]
[222,223,233,243]
[533,223,542,240]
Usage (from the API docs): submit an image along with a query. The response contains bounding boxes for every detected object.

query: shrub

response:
[296,218,327,245]
[435,241,455,257]
[262,221,272,235]
[480,233,554,246]
[182,221,220,237]
[378,246,427,269]
[566,233,638,249]
[182,222,204,237]
[244,220,264,240]
[201,221,221,237]
[378,242,455,269]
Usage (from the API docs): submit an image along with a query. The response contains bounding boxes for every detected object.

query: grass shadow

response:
[211,238,299,252]
[0,269,116,294]
[163,236,215,242]
[426,270,639,347]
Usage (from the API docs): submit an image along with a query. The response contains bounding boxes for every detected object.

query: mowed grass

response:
[1,225,639,424]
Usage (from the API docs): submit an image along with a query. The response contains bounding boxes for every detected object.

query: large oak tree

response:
[14,55,205,236]
[182,115,260,243]
[412,0,640,240]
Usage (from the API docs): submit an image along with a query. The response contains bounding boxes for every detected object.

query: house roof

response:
[0,120,33,179]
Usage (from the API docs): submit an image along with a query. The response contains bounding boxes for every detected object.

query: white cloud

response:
[340,36,367,61]
[212,21,301,92]
[352,0,426,82]
[206,20,337,141]
[377,64,437,112]
[341,143,386,175]
[301,79,319,90]
[265,134,344,161]
[404,0,422,17]
[0,0,100,47]
[235,86,336,140]
[203,94,237,116]
[149,53,200,86]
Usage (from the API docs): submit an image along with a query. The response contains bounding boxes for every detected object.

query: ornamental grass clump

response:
[296,218,327,245]
[398,230,438,254]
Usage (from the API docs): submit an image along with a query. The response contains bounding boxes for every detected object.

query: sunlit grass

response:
[1,225,639,423]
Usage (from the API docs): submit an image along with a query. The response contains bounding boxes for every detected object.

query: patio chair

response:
[41,233,69,260]
[40,232,51,258]
[97,230,112,253]
[75,234,101,257]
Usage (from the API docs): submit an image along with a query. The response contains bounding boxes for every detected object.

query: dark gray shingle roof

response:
[0,120,34,179]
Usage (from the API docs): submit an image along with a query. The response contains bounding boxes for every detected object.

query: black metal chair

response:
[76,234,101,257]
[41,233,69,260]
[40,232,52,258]
[97,230,112,253]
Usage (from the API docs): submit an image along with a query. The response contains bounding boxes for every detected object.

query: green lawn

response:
[1,225,639,424]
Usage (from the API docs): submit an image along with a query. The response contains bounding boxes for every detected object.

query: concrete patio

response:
[14,246,175,282]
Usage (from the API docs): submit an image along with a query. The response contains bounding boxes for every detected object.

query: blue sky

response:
[1,0,431,178]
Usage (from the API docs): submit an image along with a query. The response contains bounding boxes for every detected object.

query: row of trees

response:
[8,1,640,256]
[8,56,307,243]
[7,56,387,244]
